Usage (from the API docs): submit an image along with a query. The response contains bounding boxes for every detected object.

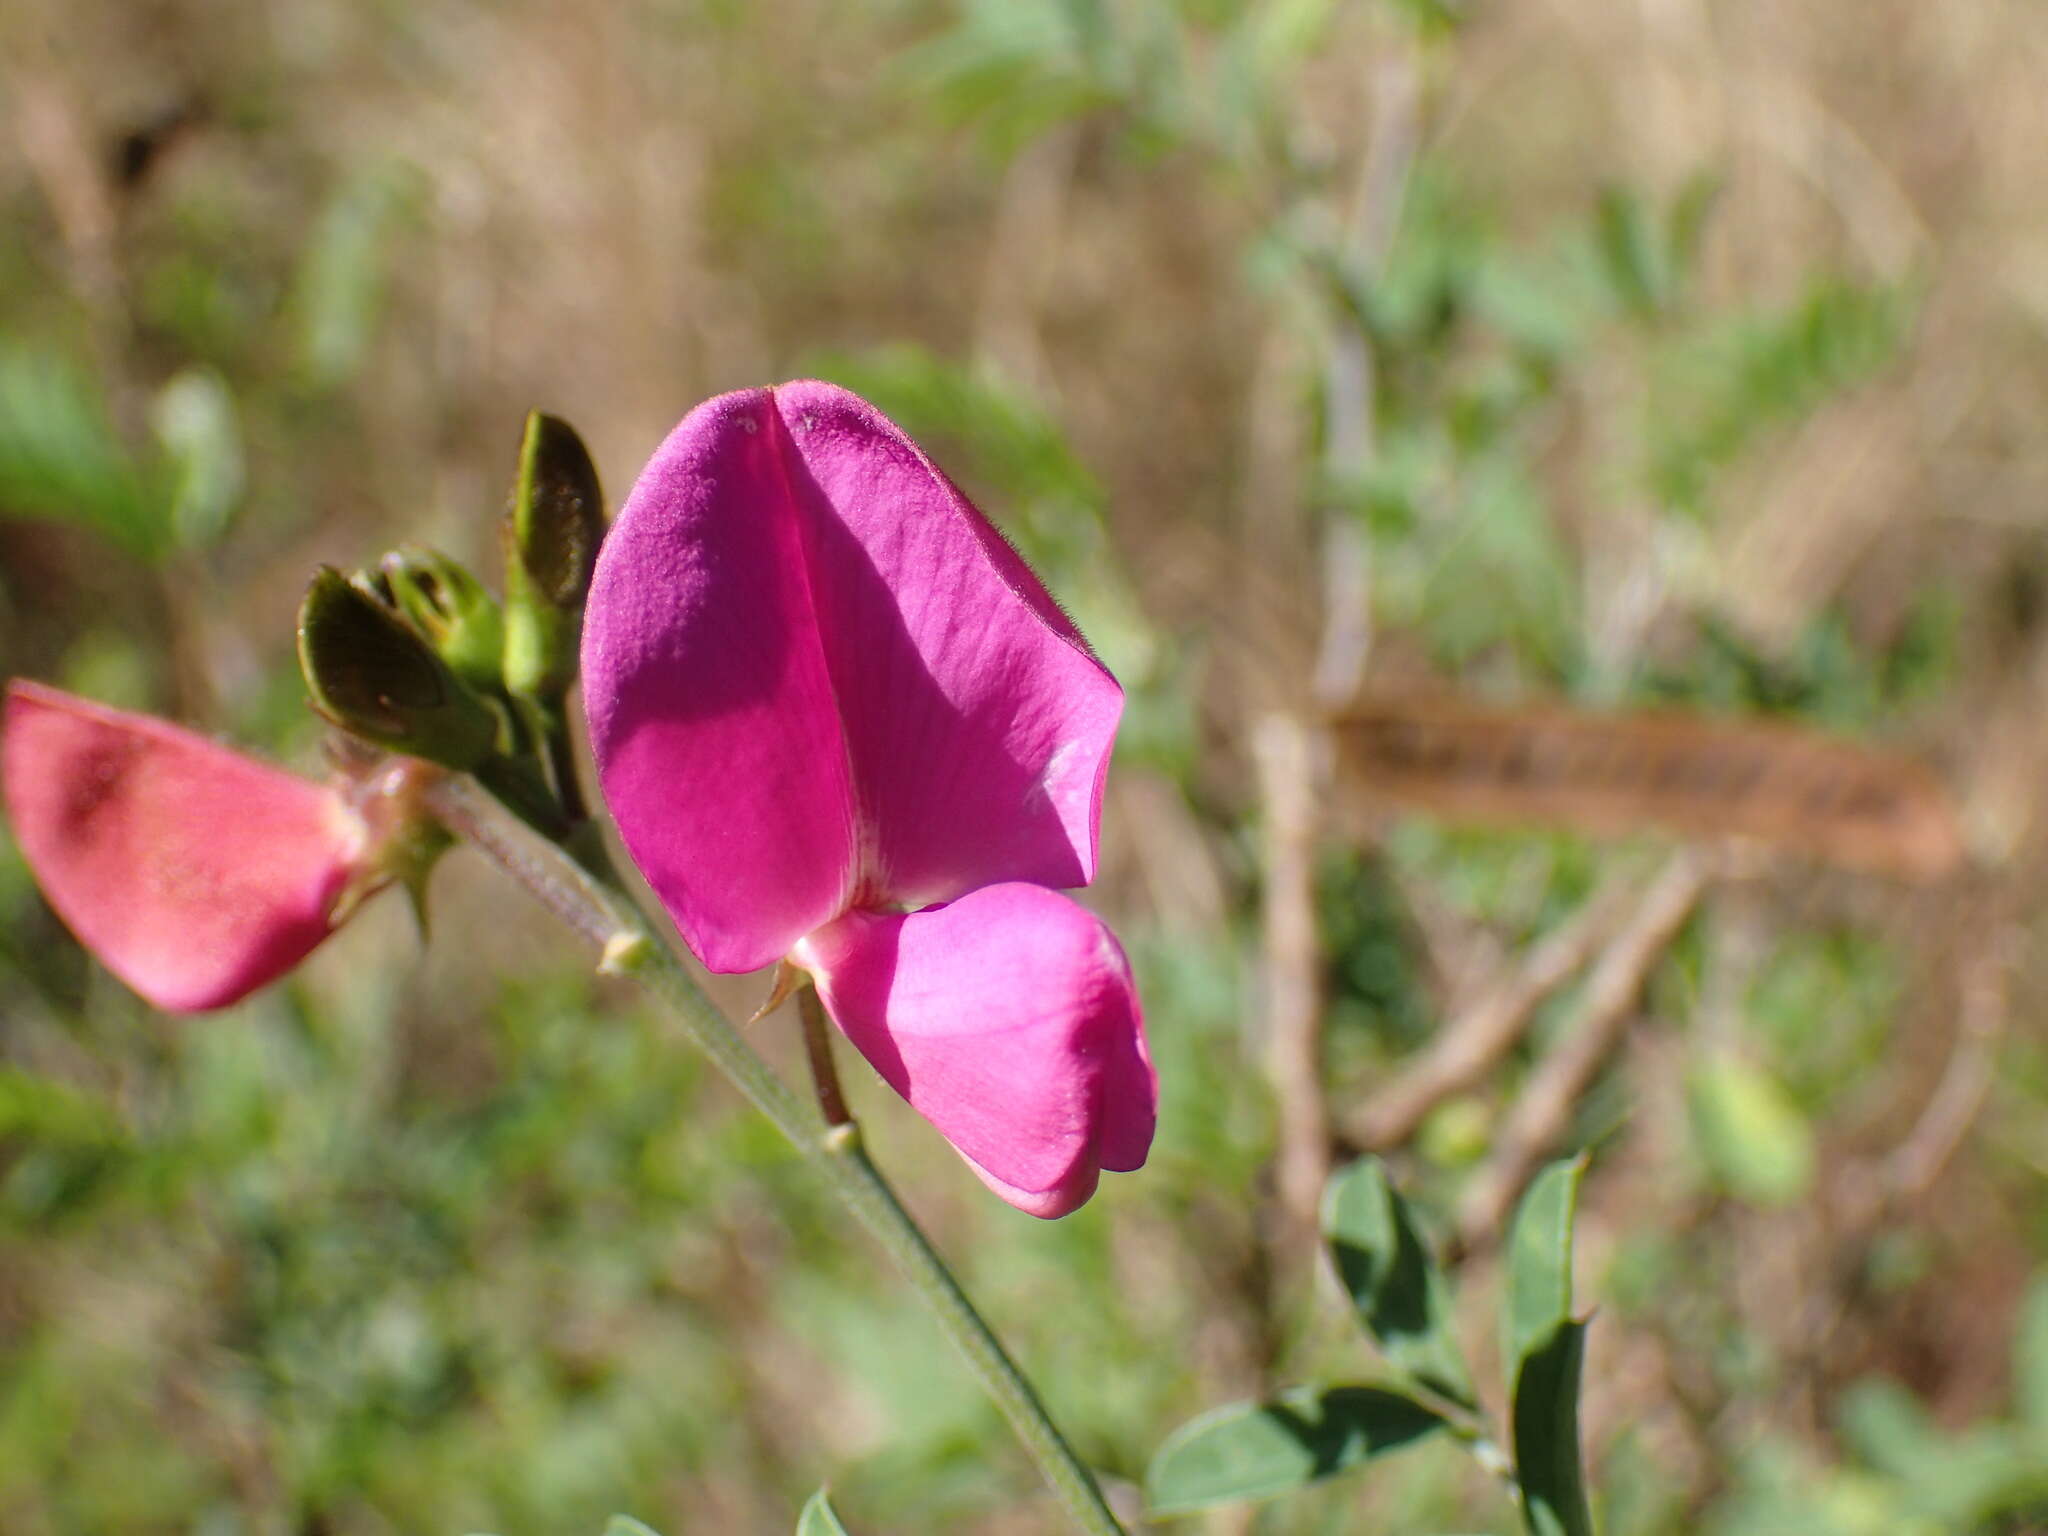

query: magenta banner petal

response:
[3,681,364,1013]
[771,380,1121,907]
[583,389,861,973]
[582,384,1123,970]
[796,882,1157,1218]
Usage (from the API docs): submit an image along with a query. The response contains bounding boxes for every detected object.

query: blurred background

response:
[3,0,2047,1531]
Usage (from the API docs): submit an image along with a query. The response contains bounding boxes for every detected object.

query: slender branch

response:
[423,774,1127,1536]
[1454,850,1713,1255]
[1836,903,2015,1228]
[1882,917,2012,1200]
[1254,713,1330,1273]
[1345,863,1642,1150]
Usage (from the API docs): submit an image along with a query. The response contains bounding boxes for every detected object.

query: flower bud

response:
[296,566,501,769]
[503,411,604,700]
[379,545,505,695]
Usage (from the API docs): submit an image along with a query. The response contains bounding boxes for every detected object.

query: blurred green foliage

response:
[1,0,2042,1531]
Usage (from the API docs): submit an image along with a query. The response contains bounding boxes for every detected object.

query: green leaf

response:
[1685,1052,1816,1207]
[795,1488,851,1535]
[1835,1378,1941,1481]
[0,1068,125,1147]
[1247,0,1338,76]
[150,367,244,551]
[1646,274,1912,516]
[1504,1157,1585,1371]
[1504,1162,1594,1536]
[602,1518,663,1536]
[1321,1158,1477,1407]
[291,163,417,390]
[1594,185,1665,320]
[1146,1386,1443,1515]
[0,345,164,561]
[1512,1320,1594,1536]
[1664,170,1722,293]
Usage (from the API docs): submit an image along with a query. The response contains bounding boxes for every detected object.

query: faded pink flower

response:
[3,680,382,1012]
[582,381,1156,1217]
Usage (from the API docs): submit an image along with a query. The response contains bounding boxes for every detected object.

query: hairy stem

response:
[424,774,1127,1536]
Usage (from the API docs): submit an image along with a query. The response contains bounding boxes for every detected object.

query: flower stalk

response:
[422,772,1128,1536]
[796,984,853,1129]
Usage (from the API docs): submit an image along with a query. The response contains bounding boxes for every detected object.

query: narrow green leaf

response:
[1664,170,1722,291]
[150,367,244,551]
[1146,1386,1443,1515]
[1512,1320,1594,1536]
[1594,185,1664,320]
[1835,1377,1944,1481]
[292,164,416,390]
[1322,1158,1477,1407]
[795,1488,851,1535]
[602,1518,663,1536]
[1504,1156,1585,1371]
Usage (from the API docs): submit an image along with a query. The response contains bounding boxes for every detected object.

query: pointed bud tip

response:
[512,412,604,608]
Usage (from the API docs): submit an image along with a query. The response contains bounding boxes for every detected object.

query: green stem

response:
[424,775,1127,1536]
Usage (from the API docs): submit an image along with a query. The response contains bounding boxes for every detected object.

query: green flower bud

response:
[503,411,604,700]
[297,567,501,769]
[380,545,505,695]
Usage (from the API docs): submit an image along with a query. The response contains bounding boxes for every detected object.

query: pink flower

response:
[582,381,1156,1217]
[3,680,390,1012]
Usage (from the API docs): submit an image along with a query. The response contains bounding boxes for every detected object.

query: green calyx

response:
[502,411,604,701]
[297,566,503,769]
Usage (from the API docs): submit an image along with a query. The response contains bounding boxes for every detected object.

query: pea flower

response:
[582,381,1156,1217]
[3,680,416,1012]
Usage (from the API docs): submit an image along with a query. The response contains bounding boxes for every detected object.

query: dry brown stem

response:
[1455,850,1715,1254]
[1346,862,1646,1150]
[1835,905,2016,1228]
[1253,713,1331,1271]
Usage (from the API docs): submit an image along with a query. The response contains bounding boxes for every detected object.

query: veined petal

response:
[582,383,1123,973]
[3,681,364,1013]
[795,882,1156,1219]
[770,381,1122,908]
[582,390,859,973]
